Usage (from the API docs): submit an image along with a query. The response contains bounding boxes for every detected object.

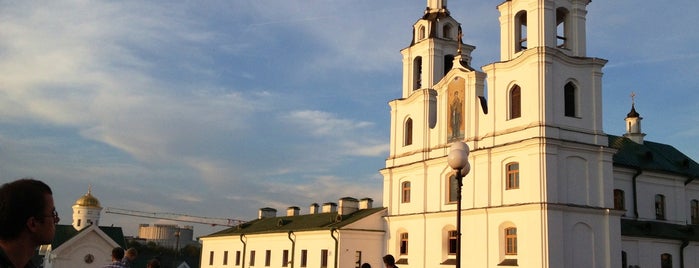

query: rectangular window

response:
[506,163,519,190]
[564,83,576,117]
[448,230,458,254]
[282,250,289,267]
[250,250,256,266]
[448,175,458,203]
[265,250,271,267]
[691,200,699,224]
[655,194,666,220]
[400,233,409,255]
[614,189,625,210]
[402,182,411,203]
[505,228,517,255]
[236,251,241,266]
[210,251,215,266]
[224,251,229,265]
[320,249,329,268]
[300,250,308,267]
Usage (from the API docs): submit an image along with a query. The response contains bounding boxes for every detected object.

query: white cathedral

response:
[201,1,699,268]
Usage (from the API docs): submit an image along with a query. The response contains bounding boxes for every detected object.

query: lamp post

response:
[447,141,470,268]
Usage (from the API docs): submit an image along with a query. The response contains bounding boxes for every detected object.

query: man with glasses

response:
[0,178,57,268]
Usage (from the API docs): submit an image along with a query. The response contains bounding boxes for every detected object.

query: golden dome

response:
[74,186,102,208]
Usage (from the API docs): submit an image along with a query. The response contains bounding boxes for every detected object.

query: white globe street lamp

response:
[447,141,470,268]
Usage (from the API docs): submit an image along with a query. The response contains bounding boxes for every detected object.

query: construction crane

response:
[104,207,246,227]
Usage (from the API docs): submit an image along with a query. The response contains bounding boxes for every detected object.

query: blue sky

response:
[1,1,698,238]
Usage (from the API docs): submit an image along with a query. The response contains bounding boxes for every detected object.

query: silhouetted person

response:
[383,254,397,268]
[120,247,138,267]
[103,247,125,268]
[146,258,161,268]
[361,263,371,268]
[0,178,57,268]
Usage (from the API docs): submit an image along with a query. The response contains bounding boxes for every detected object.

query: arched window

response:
[400,232,409,255]
[614,189,625,211]
[443,24,452,39]
[404,118,413,146]
[515,11,527,52]
[448,173,458,203]
[504,227,517,255]
[505,162,519,190]
[655,194,666,220]
[413,57,422,90]
[564,82,577,117]
[444,55,454,76]
[509,85,521,119]
[556,8,569,48]
[419,25,426,40]
[691,199,699,224]
[661,253,672,268]
[402,181,411,203]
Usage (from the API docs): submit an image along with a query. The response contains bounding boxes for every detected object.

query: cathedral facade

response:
[381,0,699,268]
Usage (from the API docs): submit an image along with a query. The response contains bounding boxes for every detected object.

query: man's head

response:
[383,255,395,267]
[112,247,125,261]
[147,258,161,268]
[0,178,56,244]
[125,247,138,261]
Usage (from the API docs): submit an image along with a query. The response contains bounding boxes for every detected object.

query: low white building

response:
[200,198,386,268]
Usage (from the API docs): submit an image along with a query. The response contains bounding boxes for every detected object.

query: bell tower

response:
[383,0,621,267]
[399,0,474,98]
[498,0,590,61]
[72,186,103,231]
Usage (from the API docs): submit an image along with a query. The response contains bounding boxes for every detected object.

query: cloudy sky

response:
[1,0,698,238]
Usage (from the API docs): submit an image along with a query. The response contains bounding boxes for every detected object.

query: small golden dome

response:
[74,186,101,208]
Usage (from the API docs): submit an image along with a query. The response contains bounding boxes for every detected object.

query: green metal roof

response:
[621,219,699,242]
[609,135,699,182]
[52,225,126,249]
[203,207,386,238]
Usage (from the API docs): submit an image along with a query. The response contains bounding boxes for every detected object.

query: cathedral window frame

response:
[399,232,409,255]
[402,181,411,203]
[413,56,423,90]
[504,227,517,255]
[505,162,520,190]
[661,253,672,268]
[613,189,625,211]
[556,7,570,49]
[655,194,666,220]
[447,172,458,204]
[564,81,578,117]
[447,229,458,255]
[515,11,527,52]
[508,85,522,120]
[418,25,426,41]
[404,117,413,146]
[442,23,453,40]
[690,199,699,224]
[444,54,454,76]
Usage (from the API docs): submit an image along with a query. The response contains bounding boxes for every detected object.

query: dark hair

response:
[0,178,53,240]
[112,247,125,260]
[361,263,371,268]
[383,255,395,266]
[147,258,161,268]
